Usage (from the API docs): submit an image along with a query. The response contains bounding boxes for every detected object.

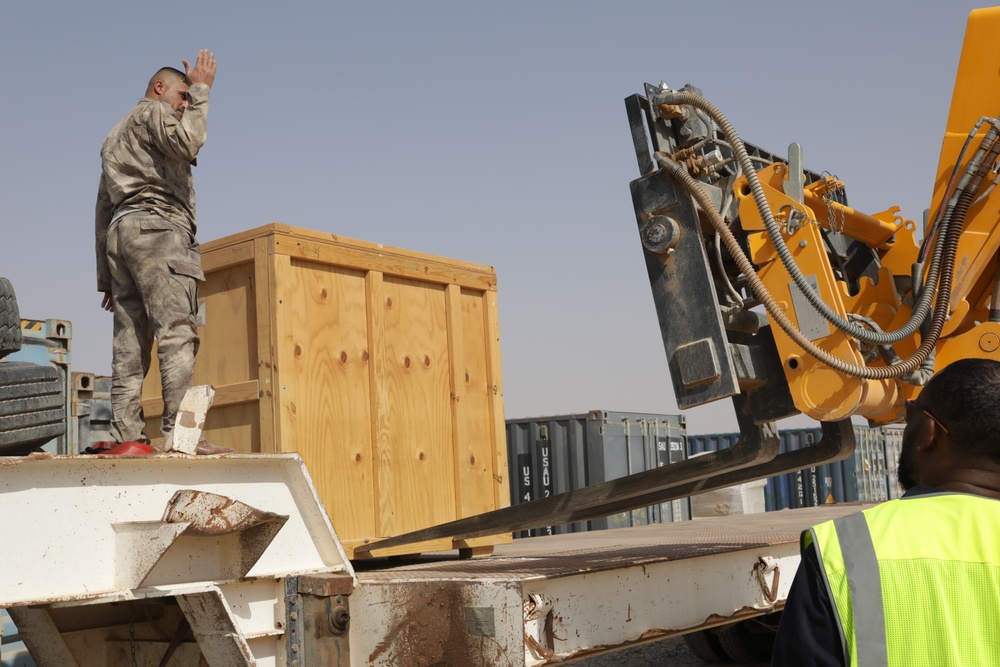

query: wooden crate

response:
[141,223,510,557]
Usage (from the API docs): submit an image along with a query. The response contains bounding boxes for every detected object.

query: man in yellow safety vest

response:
[772,357,1000,667]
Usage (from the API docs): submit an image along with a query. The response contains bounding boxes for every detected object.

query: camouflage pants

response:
[106,214,202,443]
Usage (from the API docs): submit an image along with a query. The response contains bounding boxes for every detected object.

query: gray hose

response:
[661,90,947,345]
[655,155,957,380]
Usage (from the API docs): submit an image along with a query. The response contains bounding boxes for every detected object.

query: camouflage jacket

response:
[95,82,210,291]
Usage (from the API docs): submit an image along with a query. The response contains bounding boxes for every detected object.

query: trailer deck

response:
[351,503,874,665]
[0,454,875,666]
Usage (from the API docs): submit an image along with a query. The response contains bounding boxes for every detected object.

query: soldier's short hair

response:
[924,358,1000,464]
[147,67,190,91]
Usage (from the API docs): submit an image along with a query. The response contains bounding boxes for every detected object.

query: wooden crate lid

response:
[201,223,497,292]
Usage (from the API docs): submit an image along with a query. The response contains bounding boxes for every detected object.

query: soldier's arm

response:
[148,50,216,163]
[147,84,210,163]
[95,173,113,293]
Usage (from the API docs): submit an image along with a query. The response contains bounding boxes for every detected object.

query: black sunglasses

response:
[904,399,949,434]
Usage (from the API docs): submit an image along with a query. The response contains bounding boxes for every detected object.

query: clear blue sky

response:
[0,1,990,434]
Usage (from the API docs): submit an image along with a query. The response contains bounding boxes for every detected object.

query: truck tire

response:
[715,618,775,664]
[0,278,22,359]
[0,362,64,455]
[683,629,732,663]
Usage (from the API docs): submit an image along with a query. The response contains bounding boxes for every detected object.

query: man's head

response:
[898,358,1000,491]
[146,67,191,119]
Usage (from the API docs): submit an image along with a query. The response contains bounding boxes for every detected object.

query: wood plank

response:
[201,240,254,273]
[484,290,510,509]
[255,237,279,453]
[367,271,394,538]
[205,223,498,287]
[274,237,496,291]
[277,259,376,539]
[142,380,260,418]
[445,284,467,520]
[454,535,511,550]
[455,289,498,517]
[383,276,456,532]
[343,534,509,559]
[271,223,498,275]
[200,223,283,253]
[344,536,458,560]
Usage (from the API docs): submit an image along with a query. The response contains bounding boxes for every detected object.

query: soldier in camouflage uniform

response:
[96,50,217,445]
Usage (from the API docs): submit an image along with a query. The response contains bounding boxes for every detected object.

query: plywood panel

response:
[382,276,456,532]
[197,263,257,387]
[276,259,376,539]
[203,403,258,453]
[366,272,394,537]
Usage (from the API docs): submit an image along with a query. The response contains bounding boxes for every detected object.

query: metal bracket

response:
[285,577,306,666]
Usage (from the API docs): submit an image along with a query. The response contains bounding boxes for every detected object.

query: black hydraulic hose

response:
[660,90,948,346]
[656,155,963,380]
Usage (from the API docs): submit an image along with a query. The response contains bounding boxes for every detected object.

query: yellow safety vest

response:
[806,493,1000,667]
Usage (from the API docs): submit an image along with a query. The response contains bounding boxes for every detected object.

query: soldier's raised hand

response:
[183,50,217,89]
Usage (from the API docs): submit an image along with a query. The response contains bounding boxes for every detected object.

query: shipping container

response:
[70,372,112,452]
[883,427,906,499]
[140,224,510,558]
[687,425,902,511]
[505,410,689,537]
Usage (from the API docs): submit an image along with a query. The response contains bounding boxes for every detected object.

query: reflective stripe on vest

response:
[833,512,888,667]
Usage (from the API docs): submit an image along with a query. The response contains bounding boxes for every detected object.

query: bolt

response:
[799,240,807,248]
[290,612,298,621]
[642,216,680,255]
[329,606,351,635]
[645,223,667,244]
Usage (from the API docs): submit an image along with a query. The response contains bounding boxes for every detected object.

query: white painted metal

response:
[176,588,256,666]
[0,454,352,608]
[5,608,76,666]
[520,548,799,664]
[1,454,353,666]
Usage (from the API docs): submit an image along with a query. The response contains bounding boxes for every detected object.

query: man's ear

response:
[151,80,165,98]
[916,421,945,452]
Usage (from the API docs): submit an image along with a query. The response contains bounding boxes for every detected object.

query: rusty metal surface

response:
[363,581,523,666]
[162,488,288,536]
[298,573,356,597]
[355,504,875,582]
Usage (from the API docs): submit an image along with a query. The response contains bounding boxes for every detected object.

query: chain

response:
[821,174,847,233]
[129,602,138,667]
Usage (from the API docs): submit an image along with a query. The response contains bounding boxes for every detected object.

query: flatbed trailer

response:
[0,453,873,666]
